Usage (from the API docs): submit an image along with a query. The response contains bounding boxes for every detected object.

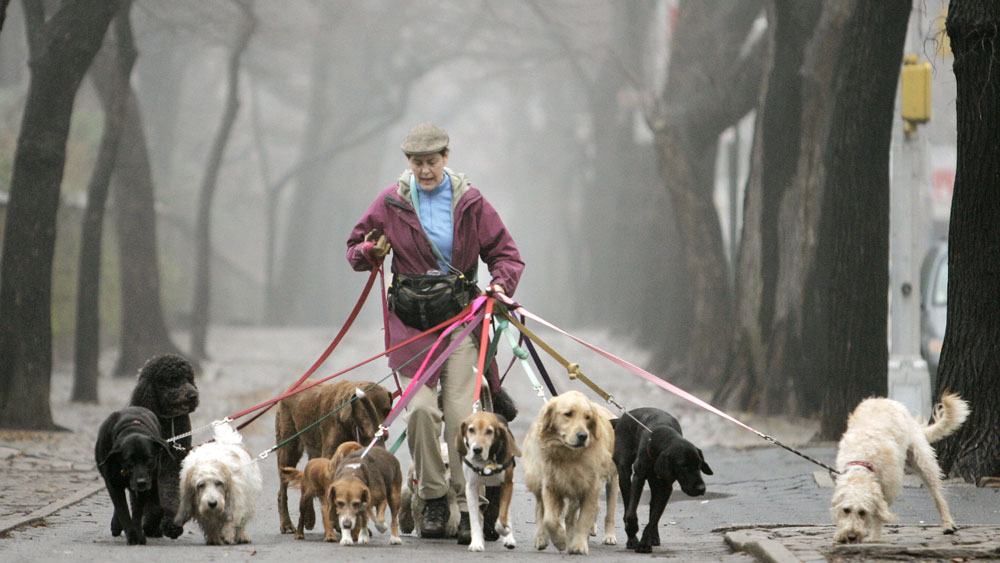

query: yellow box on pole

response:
[901,54,931,124]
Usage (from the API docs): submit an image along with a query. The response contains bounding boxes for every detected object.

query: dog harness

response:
[844,460,875,472]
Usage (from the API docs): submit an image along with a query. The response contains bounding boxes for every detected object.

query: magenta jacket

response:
[347,170,524,389]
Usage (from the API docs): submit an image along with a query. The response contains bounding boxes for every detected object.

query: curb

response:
[725,530,802,563]
[0,481,105,536]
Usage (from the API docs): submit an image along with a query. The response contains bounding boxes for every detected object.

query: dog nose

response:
[846,533,858,543]
[185,390,198,401]
[472,446,483,455]
[135,478,149,491]
[208,500,218,509]
[576,432,588,444]
[340,519,352,529]
[692,483,706,496]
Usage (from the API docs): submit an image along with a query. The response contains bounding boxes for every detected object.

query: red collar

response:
[845,460,875,472]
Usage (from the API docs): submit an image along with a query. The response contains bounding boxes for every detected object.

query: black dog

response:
[128,354,199,539]
[95,406,174,545]
[613,407,713,553]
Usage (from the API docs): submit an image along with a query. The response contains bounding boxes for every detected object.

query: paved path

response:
[2,325,998,561]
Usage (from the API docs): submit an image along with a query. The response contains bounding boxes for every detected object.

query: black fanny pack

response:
[388,271,478,330]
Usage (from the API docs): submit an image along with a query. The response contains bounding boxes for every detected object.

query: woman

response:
[346,123,524,543]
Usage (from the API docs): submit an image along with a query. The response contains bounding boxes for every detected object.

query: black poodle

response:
[95,406,173,545]
[128,354,199,539]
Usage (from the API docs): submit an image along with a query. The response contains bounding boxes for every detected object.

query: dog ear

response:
[97,445,122,468]
[360,486,370,507]
[489,423,506,462]
[540,400,558,437]
[697,448,714,475]
[175,468,195,525]
[503,424,522,458]
[456,421,469,458]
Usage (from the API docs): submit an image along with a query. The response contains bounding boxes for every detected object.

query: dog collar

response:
[462,457,514,476]
[845,460,875,472]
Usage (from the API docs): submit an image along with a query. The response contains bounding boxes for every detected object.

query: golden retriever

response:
[523,390,618,555]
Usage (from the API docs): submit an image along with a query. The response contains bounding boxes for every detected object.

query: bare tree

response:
[716,0,822,412]
[650,1,764,387]
[1,0,10,35]
[0,0,119,429]
[89,38,187,377]
[189,0,256,360]
[936,0,1000,483]
[72,3,137,403]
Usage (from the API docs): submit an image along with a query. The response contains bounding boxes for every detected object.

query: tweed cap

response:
[401,122,449,155]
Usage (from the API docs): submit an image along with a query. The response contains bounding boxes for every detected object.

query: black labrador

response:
[613,407,713,553]
[129,354,199,539]
[95,406,174,545]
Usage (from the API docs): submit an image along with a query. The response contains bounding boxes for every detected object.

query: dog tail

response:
[279,466,304,488]
[211,421,244,446]
[924,393,970,443]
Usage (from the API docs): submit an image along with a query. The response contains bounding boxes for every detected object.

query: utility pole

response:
[888,1,932,421]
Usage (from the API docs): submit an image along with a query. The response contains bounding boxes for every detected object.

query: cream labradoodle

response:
[831,393,969,543]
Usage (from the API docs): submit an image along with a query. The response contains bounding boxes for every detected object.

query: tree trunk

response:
[652,1,763,387]
[189,1,255,360]
[935,0,1000,483]
[1,0,9,35]
[72,5,136,403]
[91,61,185,377]
[0,0,118,429]
[716,0,822,412]
[804,1,908,437]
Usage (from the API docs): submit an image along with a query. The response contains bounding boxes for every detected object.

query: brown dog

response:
[329,442,403,546]
[457,411,520,551]
[275,379,393,533]
[279,442,365,542]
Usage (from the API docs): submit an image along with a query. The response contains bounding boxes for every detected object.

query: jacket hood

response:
[397,168,471,212]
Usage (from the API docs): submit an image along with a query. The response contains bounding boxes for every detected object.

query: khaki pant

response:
[404,334,478,511]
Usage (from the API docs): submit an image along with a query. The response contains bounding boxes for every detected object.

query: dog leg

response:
[569,490,598,555]
[497,478,516,549]
[296,491,312,540]
[389,486,403,545]
[466,478,485,552]
[234,526,251,544]
[222,522,237,545]
[115,487,145,545]
[320,498,339,542]
[637,478,671,553]
[532,490,550,550]
[603,470,618,545]
[623,468,643,549]
[910,440,957,533]
[276,431,302,534]
[399,483,415,535]
[482,485,501,541]
[542,486,568,551]
[157,464,184,539]
[374,501,389,533]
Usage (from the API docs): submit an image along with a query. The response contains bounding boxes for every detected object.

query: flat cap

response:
[401,122,449,155]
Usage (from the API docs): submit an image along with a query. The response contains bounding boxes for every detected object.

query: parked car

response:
[920,240,948,382]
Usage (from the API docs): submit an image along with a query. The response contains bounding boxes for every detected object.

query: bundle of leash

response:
[94,275,971,552]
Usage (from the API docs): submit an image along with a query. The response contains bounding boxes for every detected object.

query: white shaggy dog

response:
[831,393,969,543]
[175,423,263,545]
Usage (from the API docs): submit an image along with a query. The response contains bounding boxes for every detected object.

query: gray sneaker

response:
[420,495,449,539]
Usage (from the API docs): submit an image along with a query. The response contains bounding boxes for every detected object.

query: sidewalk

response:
[2,324,998,562]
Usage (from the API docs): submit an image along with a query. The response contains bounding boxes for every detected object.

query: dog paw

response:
[943,523,958,535]
[603,532,617,545]
[390,535,403,545]
[468,540,485,552]
[567,536,589,555]
[503,533,516,549]
[375,520,388,534]
[340,535,354,546]
[161,521,183,539]
[635,543,653,554]
[626,536,638,549]
[126,530,146,546]
[534,531,549,551]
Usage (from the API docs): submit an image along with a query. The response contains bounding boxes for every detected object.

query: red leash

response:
[230,295,481,426]
[236,265,383,431]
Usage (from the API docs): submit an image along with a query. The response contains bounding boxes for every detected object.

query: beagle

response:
[457,411,520,551]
